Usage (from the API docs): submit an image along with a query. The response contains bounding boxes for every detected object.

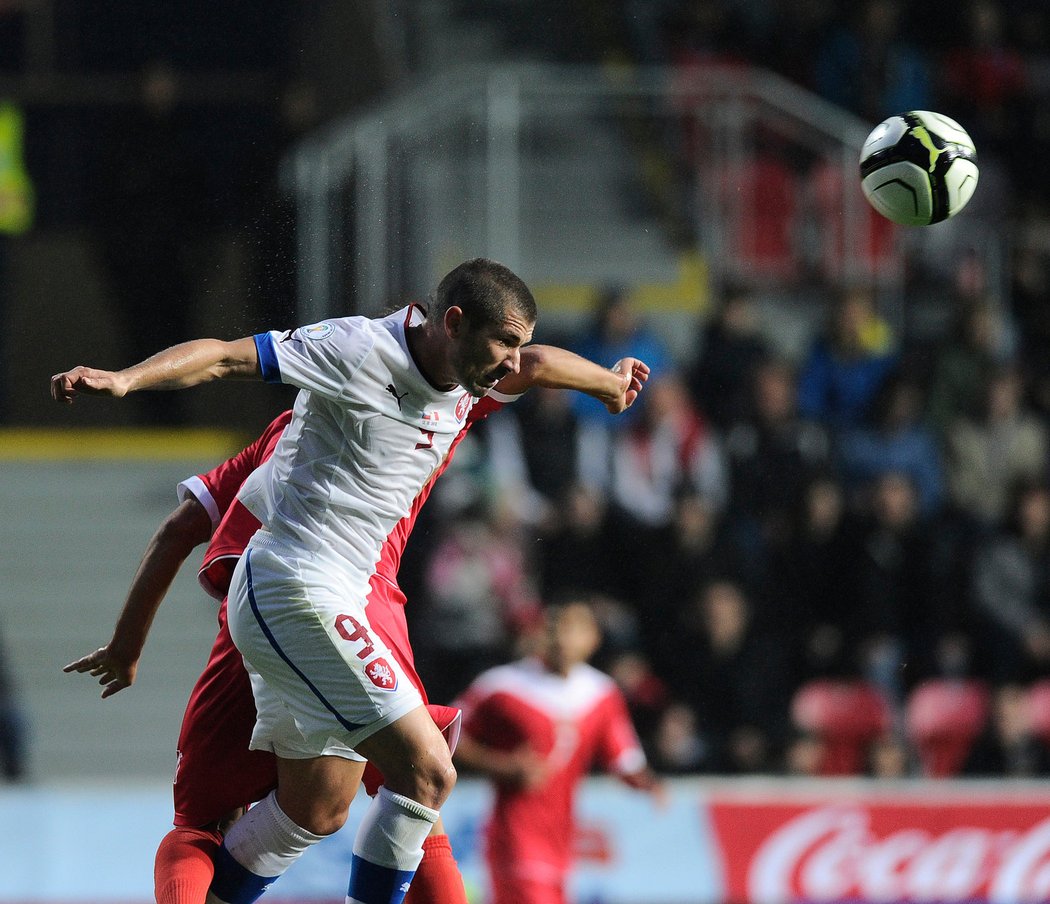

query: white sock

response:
[346,786,439,904]
[208,791,326,904]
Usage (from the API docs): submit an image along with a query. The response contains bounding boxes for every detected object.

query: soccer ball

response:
[859,111,979,226]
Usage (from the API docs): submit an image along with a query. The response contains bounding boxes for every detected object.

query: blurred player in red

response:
[454,601,662,904]
[65,408,467,904]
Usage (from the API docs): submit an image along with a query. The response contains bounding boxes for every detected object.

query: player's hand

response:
[63,644,139,698]
[603,358,650,414]
[50,366,129,404]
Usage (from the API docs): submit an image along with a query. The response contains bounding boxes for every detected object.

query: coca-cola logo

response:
[740,806,1050,903]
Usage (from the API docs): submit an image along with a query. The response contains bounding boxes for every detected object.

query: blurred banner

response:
[3,778,1050,903]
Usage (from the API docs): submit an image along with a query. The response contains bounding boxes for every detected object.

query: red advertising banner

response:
[710,790,1050,903]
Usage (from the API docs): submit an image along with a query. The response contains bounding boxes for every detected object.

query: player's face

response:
[451,307,534,398]
[545,604,600,673]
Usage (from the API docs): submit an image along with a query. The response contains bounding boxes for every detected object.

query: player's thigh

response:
[174,610,278,826]
[353,704,455,806]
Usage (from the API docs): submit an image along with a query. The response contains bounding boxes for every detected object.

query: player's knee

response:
[295,798,349,837]
[385,748,456,810]
[276,788,350,837]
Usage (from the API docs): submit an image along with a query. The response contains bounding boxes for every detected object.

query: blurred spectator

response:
[620,0,688,65]
[416,503,539,705]
[639,491,746,656]
[92,62,209,424]
[687,285,770,429]
[963,684,1050,776]
[783,731,826,776]
[946,366,1048,526]
[486,388,581,524]
[972,480,1050,683]
[650,702,708,774]
[926,297,1010,437]
[866,733,912,778]
[766,474,858,677]
[609,371,728,529]
[0,1,24,74]
[724,358,831,550]
[536,483,620,602]
[571,286,672,486]
[797,286,899,432]
[838,376,945,517]
[766,0,838,90]
[813,0,931,123]
[941,0,1028,162]
[1012,247,1050,418]
[606,372,729,609]
[666,579,790,773]
[851,472,946,701]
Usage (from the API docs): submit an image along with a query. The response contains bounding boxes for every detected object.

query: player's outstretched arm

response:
[50,336,260,404]
[63,497,212,698]
[453,735,549,791]
[500,345,650,413]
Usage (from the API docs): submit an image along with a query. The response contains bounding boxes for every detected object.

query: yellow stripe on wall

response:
[0,429,247,461]
[531,250,710,314]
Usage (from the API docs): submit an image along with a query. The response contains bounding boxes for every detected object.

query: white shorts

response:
[227,533,423,760]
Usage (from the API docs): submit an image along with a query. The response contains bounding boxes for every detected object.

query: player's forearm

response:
[108,500,212,660]
[512,345,624,401]
[120,337,260,393]
[452,736,519,781]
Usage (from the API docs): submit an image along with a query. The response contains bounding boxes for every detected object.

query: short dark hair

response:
[431,258,537,328]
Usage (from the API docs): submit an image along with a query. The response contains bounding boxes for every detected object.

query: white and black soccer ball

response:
[859,111,979,226]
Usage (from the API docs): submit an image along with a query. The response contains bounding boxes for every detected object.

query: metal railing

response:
[288,63,1000,332]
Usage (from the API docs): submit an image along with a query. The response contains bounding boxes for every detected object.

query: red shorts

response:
[173,576,459,826]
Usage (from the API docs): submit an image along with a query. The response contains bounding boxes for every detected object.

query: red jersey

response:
[456,658,647,884]
[178,410,293,600]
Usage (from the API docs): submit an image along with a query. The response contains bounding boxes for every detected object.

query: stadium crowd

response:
[398,278,1050,781]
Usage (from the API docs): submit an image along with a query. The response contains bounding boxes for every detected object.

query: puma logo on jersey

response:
[386,384,409,410]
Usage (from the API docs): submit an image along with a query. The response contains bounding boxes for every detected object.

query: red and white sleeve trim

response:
[177,476,221,532]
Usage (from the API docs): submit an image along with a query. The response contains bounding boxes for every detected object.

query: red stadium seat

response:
[790,680,893,775]
[905,680,990,778]
[806,161,898,280]
[1027,680,1050,746]
[713,155,800,281]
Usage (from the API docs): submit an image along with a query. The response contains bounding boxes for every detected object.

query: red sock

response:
[404,834,468,904]
[155,825,224,904]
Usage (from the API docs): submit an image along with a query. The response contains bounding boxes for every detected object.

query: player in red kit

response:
[455,601,662,904]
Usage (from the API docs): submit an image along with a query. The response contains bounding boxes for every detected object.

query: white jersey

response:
[238,305,515,590]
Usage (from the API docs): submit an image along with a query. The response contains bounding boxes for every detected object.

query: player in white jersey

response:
[51,258,649,904]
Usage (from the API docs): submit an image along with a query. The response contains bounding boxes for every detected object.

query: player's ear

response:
[444,306,465,339]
